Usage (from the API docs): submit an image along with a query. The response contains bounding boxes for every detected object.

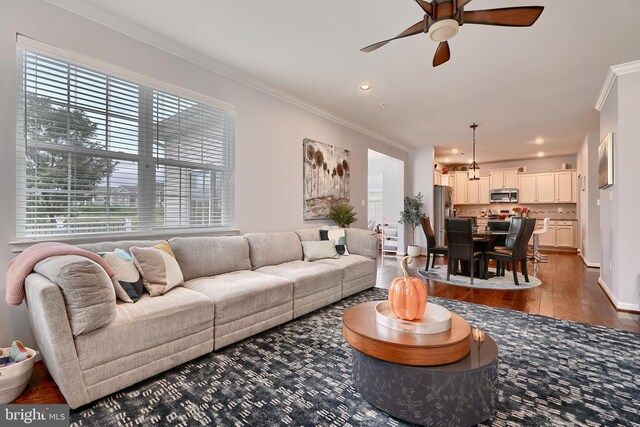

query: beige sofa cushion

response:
[74,286,214,374]
[256,260,342,299]
[33,255,116,336]
[315,254,376,282]
[169,236,252,281]
[244,232,302,269]
[345,228,378,260]
[184,271,293,325]
[294,227,321,242]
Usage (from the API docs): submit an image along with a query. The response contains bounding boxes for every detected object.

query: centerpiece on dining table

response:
[374,256,452,335]
[512,207,529,217]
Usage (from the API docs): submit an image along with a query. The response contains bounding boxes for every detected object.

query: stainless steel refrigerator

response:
[434,185,454,247]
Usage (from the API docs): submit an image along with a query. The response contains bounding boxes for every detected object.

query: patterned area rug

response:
[70,288,639,427]
[418,265,542,290]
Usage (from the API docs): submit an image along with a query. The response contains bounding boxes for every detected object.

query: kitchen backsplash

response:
[456,203,577,220]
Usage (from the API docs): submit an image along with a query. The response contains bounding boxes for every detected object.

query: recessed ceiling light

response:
[534,138,545,145]
[537,151,545,157]
[444,157,450,162]
[468,158,473,164]
[359,84,371,91]
[451,148,459,154]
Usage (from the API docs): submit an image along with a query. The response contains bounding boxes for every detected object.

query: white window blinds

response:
[16,42,235,238]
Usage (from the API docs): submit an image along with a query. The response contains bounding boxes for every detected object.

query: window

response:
[16,40,235,238]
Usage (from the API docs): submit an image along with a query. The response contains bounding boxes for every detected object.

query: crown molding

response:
[43,0,409,152]
[595,60,640,112]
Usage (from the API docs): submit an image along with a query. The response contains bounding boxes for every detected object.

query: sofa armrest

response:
[25,273,90,408]
[345,228,378,261]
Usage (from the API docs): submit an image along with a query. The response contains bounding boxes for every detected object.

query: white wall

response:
[576,131,601,266]
[0,1,409,349]
[598,68,640,311]
[410,147,435,254]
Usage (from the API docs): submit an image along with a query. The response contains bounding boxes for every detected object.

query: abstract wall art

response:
[598,133,614,189]
[303,138,350,219]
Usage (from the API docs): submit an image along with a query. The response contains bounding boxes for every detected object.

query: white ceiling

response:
[47,0,640,163]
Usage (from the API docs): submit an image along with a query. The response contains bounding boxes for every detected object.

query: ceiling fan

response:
[361,0,544,67]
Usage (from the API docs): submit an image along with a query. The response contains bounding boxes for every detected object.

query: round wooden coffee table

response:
[343,301,498,426]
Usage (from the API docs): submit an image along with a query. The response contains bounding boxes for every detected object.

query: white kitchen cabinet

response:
[555,171,575,203]
[442,174,452,187]
[434,171,442,186]
[504,170,519,189]
[536,173,555,203]
[479,177,490,204]
[538,225,557,246]
[519,172,556,203]
[556,221,576,247]
[490,169,519,189]
[454,172,468,205]
[518,174,537,203]
[467,178,480,204]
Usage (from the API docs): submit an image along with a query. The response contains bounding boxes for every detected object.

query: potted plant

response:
[399,193,424,257]
[329,202,357,228]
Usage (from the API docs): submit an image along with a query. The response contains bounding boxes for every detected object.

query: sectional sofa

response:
[23,228,378,409]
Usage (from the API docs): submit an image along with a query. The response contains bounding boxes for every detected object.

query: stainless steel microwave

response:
[490,189,518,203]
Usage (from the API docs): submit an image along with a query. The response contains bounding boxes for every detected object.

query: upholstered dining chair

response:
[421,216,448,270]
[445,218,484,285]
[483,218,537,285]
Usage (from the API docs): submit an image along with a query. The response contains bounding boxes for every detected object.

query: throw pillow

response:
[130,242,184,297]
[319,228,350,255]
[301,240,339,262]
[98,248,145,303]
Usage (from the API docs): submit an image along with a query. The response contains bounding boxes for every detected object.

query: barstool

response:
[531,218,550,263]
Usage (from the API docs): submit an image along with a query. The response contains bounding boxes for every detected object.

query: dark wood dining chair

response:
[445,218,484,285]
[487,220,510,247]
[421,216,448,270]
[483,218,537,285]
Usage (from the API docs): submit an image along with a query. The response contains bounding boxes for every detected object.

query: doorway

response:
[368,150,405,255]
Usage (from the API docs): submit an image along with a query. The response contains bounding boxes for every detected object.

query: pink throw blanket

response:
[5,242,116,306]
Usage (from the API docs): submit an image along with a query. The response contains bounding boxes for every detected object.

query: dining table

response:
[455,230,510,278]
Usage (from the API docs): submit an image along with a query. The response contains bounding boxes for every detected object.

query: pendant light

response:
[468,122,480,181]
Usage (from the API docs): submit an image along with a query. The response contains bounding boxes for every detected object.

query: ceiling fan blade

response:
[456,0,472,8]
[463,6,544,27]
[361,20,425,52]
[415,0,433,16]
[433,41,450,67]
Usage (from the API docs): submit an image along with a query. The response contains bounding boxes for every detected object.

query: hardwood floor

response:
[378,252,640,333]
[14,252,639,406]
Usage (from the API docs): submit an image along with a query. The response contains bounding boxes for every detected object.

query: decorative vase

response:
[407,245,421,257]
[388,256,427,320]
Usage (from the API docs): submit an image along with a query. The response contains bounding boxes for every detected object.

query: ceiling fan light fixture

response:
[429,19,459,42]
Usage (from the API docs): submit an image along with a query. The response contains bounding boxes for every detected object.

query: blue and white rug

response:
[418,265,542,290]
[70,288,638,426]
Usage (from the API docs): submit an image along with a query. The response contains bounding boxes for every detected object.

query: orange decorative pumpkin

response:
[388,256,427,320]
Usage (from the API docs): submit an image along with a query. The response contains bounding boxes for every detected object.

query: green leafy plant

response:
[399,193,424,245]
[329,202,357,228]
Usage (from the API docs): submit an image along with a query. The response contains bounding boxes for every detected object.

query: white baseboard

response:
[579,252,600,268]
[597,277,640,312]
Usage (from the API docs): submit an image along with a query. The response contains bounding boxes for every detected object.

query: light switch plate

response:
[361,199,366,207]
[597,199,600,206]
[558,207,563,213]
[609,191,614,201]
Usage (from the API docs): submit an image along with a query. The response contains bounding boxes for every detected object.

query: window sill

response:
[9,227,241,253]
